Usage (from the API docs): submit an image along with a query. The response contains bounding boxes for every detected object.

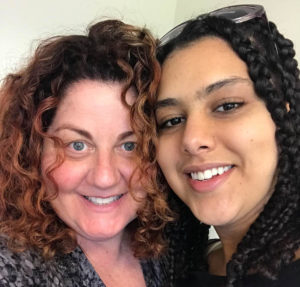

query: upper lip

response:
[183,163,234,174]
[82,193,126,198]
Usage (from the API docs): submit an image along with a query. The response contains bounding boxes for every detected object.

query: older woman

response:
[0,20,172,286]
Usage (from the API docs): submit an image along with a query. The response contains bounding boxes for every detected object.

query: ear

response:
[286,102,290,112]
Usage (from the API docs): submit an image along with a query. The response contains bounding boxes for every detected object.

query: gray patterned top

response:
[0,237,166,287]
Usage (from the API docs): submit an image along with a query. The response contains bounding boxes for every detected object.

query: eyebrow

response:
[53,125,134,142]
[205,77,250,94]
[54,126,93,140]
[118,131,134,141]
[155,77,250,111]
[155,98,179,111]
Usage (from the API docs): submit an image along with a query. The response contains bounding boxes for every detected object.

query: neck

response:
[209,200,269,276]
[208,221,253,276]
[77,230,131,267]
[217,223,248,261]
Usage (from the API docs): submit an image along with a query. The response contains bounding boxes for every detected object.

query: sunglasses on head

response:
[159,5,269,46]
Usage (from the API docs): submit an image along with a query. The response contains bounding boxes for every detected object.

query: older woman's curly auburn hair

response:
[141,13,300,287]
[0,19,172,259]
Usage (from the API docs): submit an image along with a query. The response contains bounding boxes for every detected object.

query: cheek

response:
[51,163,84,191]
[157,136,174,170]
[227,115,278,183]
[156,144,168,176]
[225,114,277,155]
[42,154,87,193]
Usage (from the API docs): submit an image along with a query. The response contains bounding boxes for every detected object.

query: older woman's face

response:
[41,80,144,245]
[156,37,278,231]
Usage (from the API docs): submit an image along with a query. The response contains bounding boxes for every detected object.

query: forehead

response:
[158,37,250,98]
[64,80,137,104]
[49,80,136,130]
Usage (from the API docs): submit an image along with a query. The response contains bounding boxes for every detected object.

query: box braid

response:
[165,192,209,286]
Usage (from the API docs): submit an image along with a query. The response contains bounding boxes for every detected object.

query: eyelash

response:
[158,116,186,130]
[65,141,136,152]
[121,141,136,152]
[157,101,244,130]
[67,141,88,152]
[214,101,244,112]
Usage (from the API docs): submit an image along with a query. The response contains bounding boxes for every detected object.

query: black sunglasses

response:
[159,4,269,46]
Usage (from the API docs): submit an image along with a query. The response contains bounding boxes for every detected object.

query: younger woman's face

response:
[156,37,278,231]
[41,80,145,247]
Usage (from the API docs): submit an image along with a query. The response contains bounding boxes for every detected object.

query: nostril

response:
[199,145,209,149]
[184,144,209,154]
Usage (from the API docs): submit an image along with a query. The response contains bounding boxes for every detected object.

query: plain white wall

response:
[2,0,299,81]
[0,0,176,81]
[174,0,300,61]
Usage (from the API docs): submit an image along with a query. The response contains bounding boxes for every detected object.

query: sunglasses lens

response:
[160,23,186,46]
[159,5,266,46]
[211,8,250,20]
[209,5,265,23]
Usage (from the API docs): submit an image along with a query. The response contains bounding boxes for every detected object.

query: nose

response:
[87,150,120,189]
[182,114,216,155]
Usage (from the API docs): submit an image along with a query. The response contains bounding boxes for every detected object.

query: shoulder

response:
[0,236,105,287]
[0,235,68,286]
[0,236,41,285]
[0,236,33,269]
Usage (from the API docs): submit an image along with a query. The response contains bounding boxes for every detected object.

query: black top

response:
[175,259,300,287]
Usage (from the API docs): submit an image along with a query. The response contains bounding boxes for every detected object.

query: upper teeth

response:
[85,195,122,205]
[190,165,232,181]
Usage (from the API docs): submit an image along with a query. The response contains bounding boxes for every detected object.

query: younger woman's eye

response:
[122,141,136,152]
[69,141,87,151]
[158,116,185,130]
[215,102,243,112]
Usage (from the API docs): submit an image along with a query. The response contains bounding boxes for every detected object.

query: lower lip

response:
[188,167,234,193]
[80,194,125,212]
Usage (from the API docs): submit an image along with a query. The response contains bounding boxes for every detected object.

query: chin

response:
[77,228,124,242]
[192,210,236,227]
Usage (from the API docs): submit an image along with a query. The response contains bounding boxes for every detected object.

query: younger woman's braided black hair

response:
[157,15,300,287]
[164,191,209,285]
[154,172,209,286]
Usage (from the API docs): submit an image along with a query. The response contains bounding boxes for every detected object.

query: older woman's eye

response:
[69,141,87,151]
[215,102,244,112]
[122,141,136,151]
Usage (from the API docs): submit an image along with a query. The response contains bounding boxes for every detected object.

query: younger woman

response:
[144,4,300,287]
